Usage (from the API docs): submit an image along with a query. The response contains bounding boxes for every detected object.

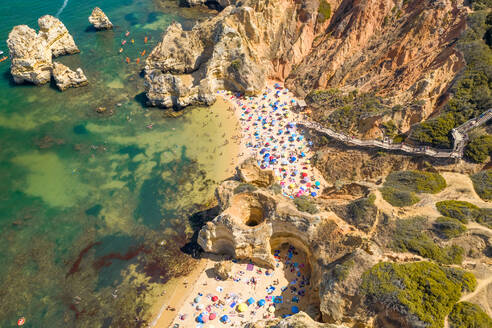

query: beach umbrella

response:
[196,304,204,310]
[211,296,218,302]
[220,315,229,323]
[311,192,317,197]
[268,306,275,313]
[258,299,266,307]
[194,296,201,303]
[247,297,255,305]
[291,306,300,314]
[196,314,205,323]
[237,303,248,312]
[209,313,217,320]
[315,181,321,187]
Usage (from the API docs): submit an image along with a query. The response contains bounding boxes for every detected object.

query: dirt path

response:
[460,276,492,303]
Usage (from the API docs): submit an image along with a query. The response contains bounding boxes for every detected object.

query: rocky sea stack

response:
[52,62,88,91]
[89,7,113,30]
[7,15,83,90]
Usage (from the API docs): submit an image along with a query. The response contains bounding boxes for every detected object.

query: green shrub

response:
[305,89,391,134]
[294,196,319,214]
[318,0,331,23]
[436,200,481,223]
[393,217,464,264]
[385,170,447,193]
[381,170,446,206]
[346,194,378,232]
[465,134,492,163]
[470,170,492,201]
[444,267,477,293]
[449,302,492,328]
[230,59,241,71]
[433,217,467,239]
[361,261,474,328]
[270,183,282,194]
[233,183,257,194]
[380,186,420,207]
[381,120,398,137]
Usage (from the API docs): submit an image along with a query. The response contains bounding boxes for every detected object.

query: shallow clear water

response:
[0,1,234,327]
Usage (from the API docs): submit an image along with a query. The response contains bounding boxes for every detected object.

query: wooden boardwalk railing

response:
[298,108,492,159]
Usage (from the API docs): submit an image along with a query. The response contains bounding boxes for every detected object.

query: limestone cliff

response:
[145,0,467,137]
[198,158,379,325]
[144,0,319,108]
[7,15,80,85]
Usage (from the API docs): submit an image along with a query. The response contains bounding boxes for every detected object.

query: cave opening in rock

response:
[244,206,264,226]
[269,237,321,321]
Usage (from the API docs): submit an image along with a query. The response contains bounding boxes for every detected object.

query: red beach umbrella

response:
[212,295,218,302]
[209,313,217,320]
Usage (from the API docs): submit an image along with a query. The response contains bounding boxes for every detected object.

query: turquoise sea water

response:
[0,1,233,327]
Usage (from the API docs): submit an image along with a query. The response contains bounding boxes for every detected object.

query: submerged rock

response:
[7,15,80,85]
[89,7,113,30]
[52,62,88,91]
[7,25,52,84]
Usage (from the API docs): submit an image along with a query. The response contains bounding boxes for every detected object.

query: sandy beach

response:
[149,81,325,328]
[168,245,318,328]
[219,81,327,198]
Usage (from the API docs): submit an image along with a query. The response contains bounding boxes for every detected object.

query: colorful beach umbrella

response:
[237,303,248,312]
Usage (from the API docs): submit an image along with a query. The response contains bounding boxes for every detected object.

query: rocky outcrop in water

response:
[52,62,88,91]
[7,25,53,84]
[89,7,113,30]
[38,15,80,56]
[7,15,80,85]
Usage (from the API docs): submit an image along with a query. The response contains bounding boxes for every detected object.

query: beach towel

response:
[247,263,254,271]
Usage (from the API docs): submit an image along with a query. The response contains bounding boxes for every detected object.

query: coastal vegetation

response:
[436,200,487,224]
[433,217,467,239]
[345,194,378,232]
[380,170,446,207]
[234,183,258,194]
[464,132,492,163]
[305,89,391,135]
[470,170,492,201]
[361,261,476,328]
[410,8,492,148]
[393,217,464,264]
[318,0,331,23]
[449,302,492,328]
[294,195,319,214]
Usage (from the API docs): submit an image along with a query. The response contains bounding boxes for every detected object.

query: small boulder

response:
[89,7,113,30]
[214,261,232,280]
[52,62,88,91]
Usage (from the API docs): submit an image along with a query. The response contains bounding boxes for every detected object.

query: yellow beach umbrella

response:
[268,306,275,313]
[237,303,248,312]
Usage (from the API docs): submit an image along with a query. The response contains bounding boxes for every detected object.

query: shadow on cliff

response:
[181,205,221,258]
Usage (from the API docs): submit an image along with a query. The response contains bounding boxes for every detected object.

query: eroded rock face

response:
[7,25,52,84]
[89,7,113,30]
[144,0,318,108]
[7,15,80,85]
[52,62,88,91]
[246,311,349,328]
[147,0,467,135]
[237,157,275,187]
[38,15,80,56]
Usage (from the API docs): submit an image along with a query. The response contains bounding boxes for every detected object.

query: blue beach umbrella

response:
[292,306,299,314]
[247,297,255,305]
[258,299,266,307]
[220,315,229,323]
